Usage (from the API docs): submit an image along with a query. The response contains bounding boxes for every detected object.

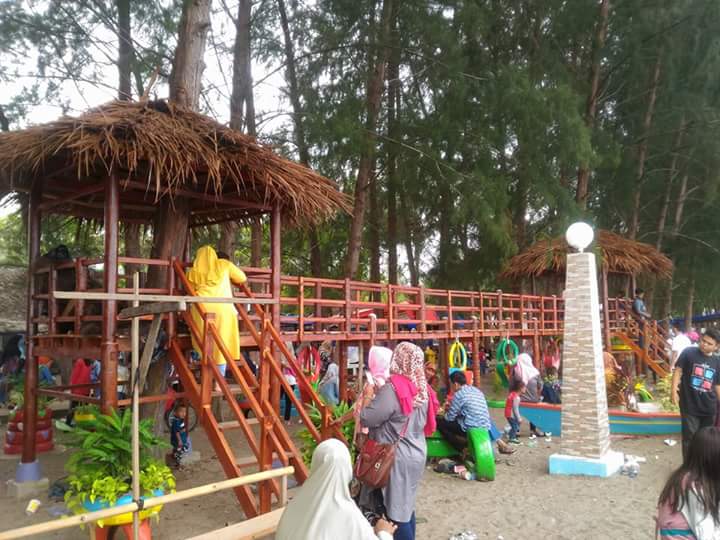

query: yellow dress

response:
[188,246,247,366]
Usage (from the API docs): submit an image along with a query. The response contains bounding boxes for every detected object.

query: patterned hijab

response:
[389,342,428,406]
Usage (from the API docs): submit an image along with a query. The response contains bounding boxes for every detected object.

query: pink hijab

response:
[368,346,392,387]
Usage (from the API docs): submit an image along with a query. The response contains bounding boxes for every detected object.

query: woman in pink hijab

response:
[368,346,392,387]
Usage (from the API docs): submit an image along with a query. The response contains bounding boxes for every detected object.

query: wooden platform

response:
[186,507,285,540]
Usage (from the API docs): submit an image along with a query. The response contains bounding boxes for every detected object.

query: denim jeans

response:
[393,512,416,540]
[507,417,520,439]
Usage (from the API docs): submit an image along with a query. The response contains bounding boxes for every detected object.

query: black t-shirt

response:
[676,347,720,417]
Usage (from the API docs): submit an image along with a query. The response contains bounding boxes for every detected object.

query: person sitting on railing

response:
[633,288,652,350]
[187,245,248,391]
[276,438,397,540]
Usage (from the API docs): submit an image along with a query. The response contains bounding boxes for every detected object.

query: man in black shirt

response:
[671,327,720,462]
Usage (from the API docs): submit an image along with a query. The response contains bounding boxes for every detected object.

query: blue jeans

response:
[393,512,416,540]
[507,417,520,439]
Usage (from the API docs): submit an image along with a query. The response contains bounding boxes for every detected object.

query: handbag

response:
[354,416,410,489]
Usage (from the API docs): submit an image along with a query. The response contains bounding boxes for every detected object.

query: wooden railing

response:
[31,255,665,353]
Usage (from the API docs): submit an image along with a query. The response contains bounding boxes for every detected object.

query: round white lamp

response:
[566,222,594,253]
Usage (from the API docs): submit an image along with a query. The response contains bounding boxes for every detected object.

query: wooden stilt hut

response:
[0,99,351,516]
[501,230,674,373]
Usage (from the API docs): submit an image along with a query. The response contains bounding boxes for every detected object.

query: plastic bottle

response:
[461,471,476,481]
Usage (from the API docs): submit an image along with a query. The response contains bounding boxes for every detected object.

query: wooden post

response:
[201,313,215,412]
[357,340,365,394]
[497,290,504,329]
[447,290,453,336]
[338,343,347,402]
[419,286,427,335]
[532,334,540,369]
[344,278,352,336]
[369,314,377,347]
[472,317,480,387]
[101,175,119,413]
[74,258,86,335]
[271,206,282,415]
[48,266,57,335]
[167,257,177,342]
[131,276,140,540]
[298,276,305,342]
[387,285,394,340]
[602,265,611,350]
[21,178,42,464]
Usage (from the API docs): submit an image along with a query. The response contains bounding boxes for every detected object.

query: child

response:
[505,378,525,443]
[170,403,190,466]
[656,426,720,539]
[542,366,562,404]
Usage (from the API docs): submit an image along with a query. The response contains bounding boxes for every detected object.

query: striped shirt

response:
[445,385,491,432]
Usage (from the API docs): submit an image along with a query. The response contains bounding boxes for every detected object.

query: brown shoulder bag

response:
[354,416,410,489]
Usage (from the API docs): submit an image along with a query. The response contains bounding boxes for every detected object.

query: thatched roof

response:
[0,266,26,334]
[0,100,352,227]
[500,230,674,280]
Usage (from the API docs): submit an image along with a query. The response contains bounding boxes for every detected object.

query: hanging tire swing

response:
[448,340,468,371]
[495,338,519,388]
[297,346,321,383]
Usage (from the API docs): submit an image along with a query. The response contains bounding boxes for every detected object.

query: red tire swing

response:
[297,346,321,403]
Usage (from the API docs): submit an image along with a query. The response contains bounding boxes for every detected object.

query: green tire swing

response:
[495,338,519,388]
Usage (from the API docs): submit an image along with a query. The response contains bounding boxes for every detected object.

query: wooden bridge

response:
[25,255,671,517]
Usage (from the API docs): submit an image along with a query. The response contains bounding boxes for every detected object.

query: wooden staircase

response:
[168,262,344,518]
[610,310,671,377]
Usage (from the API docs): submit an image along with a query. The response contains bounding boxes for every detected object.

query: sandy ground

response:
[0,406,680,540]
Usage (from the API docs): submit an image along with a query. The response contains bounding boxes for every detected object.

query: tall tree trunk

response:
[250,217,262,267]
[218,222,236,256]
[0,106,9,131]
[117,0,140,279]
[684,271,695,332]
[117,0,132,101]
[672,173,689,237]
[168,0,211,109]
[368,175,381,285]
[629,53,662,240]
[345,0,396,278]
[399,176,419,286]
[277,0,323,275]
[385,5,400,285]
[146,0,211,431]
[655,118,686,251]
[437,186,453,286]
[223,0,257,260]
[575,0,610,209]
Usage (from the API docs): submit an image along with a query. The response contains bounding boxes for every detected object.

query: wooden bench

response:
[186,507,285,540]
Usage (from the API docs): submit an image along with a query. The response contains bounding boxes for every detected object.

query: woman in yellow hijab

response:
[187,246,247,378]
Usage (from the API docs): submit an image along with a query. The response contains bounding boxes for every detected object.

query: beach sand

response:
[0,408,680,539]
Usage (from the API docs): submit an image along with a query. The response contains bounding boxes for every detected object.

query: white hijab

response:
[515,353,540,385]
[276,439,377,540]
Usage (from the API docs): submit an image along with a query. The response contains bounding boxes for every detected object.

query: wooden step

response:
[218,418,259,430]
[236,451,294,468]
[211,384,258,399]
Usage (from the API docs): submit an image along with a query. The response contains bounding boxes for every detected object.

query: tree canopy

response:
[1,0,719,320]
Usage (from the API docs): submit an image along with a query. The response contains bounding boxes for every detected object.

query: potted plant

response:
[298,401,355,466]
[57,408,175,528]
[73,403,98,424]
[4,376,55,454]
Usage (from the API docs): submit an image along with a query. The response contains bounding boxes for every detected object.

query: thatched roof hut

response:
[501,230,673,281]
[0,99,352,227]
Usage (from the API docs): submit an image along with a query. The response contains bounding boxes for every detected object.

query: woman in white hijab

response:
[276,438,397,540]
[512,352,546,437]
